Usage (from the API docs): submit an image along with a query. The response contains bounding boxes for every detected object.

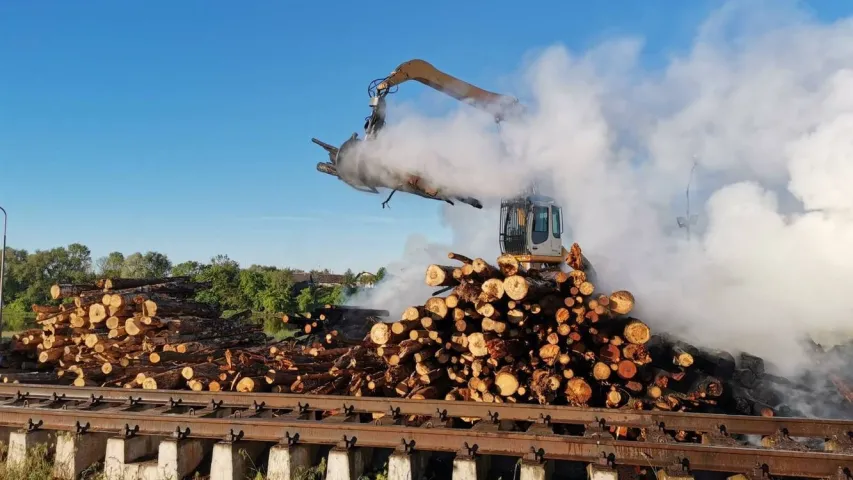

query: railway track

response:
[0,384,850,480]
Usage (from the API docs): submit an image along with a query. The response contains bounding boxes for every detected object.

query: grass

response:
[270,328,297,341]
[0,442,55,480]
[0,438,108,480]
[292,457,326,480]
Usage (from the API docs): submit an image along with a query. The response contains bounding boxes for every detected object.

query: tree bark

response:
[102,277,192,291]
[141,368,184,390]
[50,284,98,300]
[141,295,218,318]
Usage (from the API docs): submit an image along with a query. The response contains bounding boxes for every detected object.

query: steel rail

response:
[0,406,849,478]
[0,384,850,439]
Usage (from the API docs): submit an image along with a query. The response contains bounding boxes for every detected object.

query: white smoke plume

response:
[346,0,853,378]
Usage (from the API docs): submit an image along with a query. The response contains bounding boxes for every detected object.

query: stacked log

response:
[8,277,268,388]
[5,246,849,419]
[362,247,733,410]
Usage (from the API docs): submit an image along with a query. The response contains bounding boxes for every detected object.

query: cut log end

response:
[565,378,592,405]
[481,278,505,301]
[467,333,488,357]
[236,376,263,392]
[609,290,635,315]
[495,371,519,396]
[424,297,449,319]
[616,360,637,380]
[592,362,611,381]
[496,254,520,277]
[623,319,651,345]
[370,322,392,345]
[425,264,457,287]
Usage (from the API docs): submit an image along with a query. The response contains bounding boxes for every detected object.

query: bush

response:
[1,309,35,332]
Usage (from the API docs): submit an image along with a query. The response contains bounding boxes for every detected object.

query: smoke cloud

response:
[346,0,853,379]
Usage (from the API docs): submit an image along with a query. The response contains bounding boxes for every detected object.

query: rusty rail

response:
[0,384,851,478]
[0,384,850,438]
[1,408,851,478]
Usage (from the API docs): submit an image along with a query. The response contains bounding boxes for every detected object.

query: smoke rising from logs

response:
[345,1,853,378]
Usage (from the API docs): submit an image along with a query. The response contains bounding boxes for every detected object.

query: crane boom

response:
[365,59,524,138]
[375,59,523,120]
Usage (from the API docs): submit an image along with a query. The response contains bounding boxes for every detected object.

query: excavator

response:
[312,59,587,272]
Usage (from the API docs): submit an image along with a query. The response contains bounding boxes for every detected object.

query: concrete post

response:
[388,449,430,480]
[52,431,111,480]
[587,463,619,480]
[266,443,316,480]
[210,440,268,480]
[157,438,213,480]
[7,429,56,470]
[104,435,161,480]
[452,452,490,480]
[325,446,373,480]
[520,458,553,480]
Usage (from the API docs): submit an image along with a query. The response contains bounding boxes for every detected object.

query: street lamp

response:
[0,206,6,339]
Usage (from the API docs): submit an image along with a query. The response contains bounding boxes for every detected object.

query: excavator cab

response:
[499,194,565,269]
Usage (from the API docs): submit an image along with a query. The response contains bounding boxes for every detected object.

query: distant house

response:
[355,272,376,289]
[291,272,345,294]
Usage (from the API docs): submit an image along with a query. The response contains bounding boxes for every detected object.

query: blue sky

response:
[1,0,850,273]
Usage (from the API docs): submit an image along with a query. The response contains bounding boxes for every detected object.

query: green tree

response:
[65,243,93,279]
[296,287,316,313]
[171,260,207,278]
[1,247,29,309]
[95,252,125,278]
[259,269,295,313]
[120,253,147,278]
[120,251,172,278]
[1,241,382,324]
[143,251,172,277]
[195,254,245,311]
[374,267,387,283]
[317,285,344,306]
[239,267,269,311]
[3,244,94,312]
[341,268,358,296]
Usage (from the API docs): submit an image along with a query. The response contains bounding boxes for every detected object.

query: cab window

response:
[551,206,562,239]
[532,206,549,244]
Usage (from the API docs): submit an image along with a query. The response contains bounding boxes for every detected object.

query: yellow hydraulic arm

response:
[365,59,524,137]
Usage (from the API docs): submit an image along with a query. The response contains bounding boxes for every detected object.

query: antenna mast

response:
[676,157,699,240]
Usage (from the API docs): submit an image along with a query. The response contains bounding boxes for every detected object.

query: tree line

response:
[1,243,386,331]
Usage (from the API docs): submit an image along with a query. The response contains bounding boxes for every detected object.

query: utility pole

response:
[0,206,6,341]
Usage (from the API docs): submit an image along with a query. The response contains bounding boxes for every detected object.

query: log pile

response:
[360,247,820,414]
[361,249,678,408]
[5,278,392,393]
[3,246,850,419]
[7,277,270,389]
